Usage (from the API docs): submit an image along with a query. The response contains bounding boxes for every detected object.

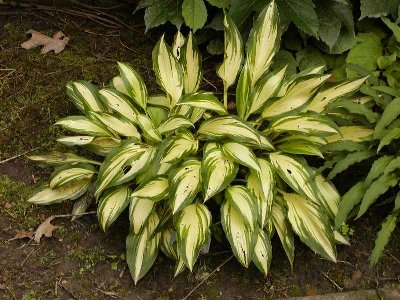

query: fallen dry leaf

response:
[34,216,58,244]
[4,202,12,209]
[8,229,34,241]
[21,29,70,54]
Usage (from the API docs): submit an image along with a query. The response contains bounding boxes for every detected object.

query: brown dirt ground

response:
[0,1,399,299]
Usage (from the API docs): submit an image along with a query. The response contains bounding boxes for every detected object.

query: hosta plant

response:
[27,2,365,283]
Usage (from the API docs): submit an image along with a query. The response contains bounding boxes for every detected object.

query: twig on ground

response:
[321,271,343,291]
[53,211,97,218]
[386,251,400,264]
[183,255,234,300]
[20,249,36,267]
[0,147,39,165]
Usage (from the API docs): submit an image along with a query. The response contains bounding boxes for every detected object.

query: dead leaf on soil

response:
[33,216,58,244]
[21,29,70,54]
[0,284,6,290]
[8,229,34,241]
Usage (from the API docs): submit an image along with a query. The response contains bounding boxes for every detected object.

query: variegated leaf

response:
[72,80,106,112]
[181,31,202,93]
[137,114,162,142]
[202,143,238,201]
[170,159,202,214]
[57,136,94,146]
[177,92,227,115]
[175,203,211,271]
[313,175,340,220]
[225,185,258,231]
[246,0,279,84]
[66,81,84,112]
[278,140,324,158]
[252,229,272,276]
[147,105,169,127]
[246,158,275,228]
[126,212,160,284]
[131,176,169,201]
[158,116,194,135]
[27,151,100,166]
[98,88,139,122]
[217,14,243,88]
[97,186,130,231]
[49,163,96,188]
[111,75,129,96]
[198,116,261,145]
[55,116,111,136]
[262,75,331,118]
[236,61,251,118]
[326,126,373,143]
[118,62,148,110]
[306,77,367,113]
[153,35,184,106]
[27,178,91,205]
[89,111,140,138]
[271,200,294,266]
[129,196,155,234]
[172,31,185,59]
[221,200,255,267]
[83,137,121,156]
[283,192,336,262]
[247,66,286,117]
[160,131,198,164]
[148,94,170,108]
[221,142,261,172]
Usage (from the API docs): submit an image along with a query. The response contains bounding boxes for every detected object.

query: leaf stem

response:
[223,84,228,109]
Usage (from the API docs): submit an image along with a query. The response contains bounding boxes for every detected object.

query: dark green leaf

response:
[141,0,183,32]
[182,0,208,32]
[328,151,374,180]
[360,0,392,19]
[335,181,365,229]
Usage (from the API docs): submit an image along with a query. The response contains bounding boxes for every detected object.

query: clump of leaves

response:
[27,2,365,283]
[321,16,400,266]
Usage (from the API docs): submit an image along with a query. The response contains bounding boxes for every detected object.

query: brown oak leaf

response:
[34,216,58,244]
[21,30,70,54]
[8,230,34,241]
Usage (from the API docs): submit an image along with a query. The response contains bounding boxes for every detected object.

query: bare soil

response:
[0,2,399,299]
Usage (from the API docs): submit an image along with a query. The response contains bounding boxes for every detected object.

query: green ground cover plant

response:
[27,1,366,283]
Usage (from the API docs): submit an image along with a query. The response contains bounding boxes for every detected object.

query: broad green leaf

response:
[246,158,275,228]
[314,175,339,220]
[217,14,243,88]
[382,17,400,42]
[277,134,327,146]
[158,116,194,135]
[153,35,184,106]
[177,92,227,115]
[346,33,382,78]
[129,196,155,235]
[277,140,323,158]
[27,178,91,205]
[95,142,155,198]
[328,151,374,180]
[252,229,272,276]
[357,173,399,219]
[225,185,258,231]
[334,181,365,229]
[378,128,400,153]
[365,156,394,187]
[49,164,96,188]
[97,186,130,231]
[72,80,106,112]
[27,152,100,166]
[66,81,84,112]
[269,114,339,136]
[126,212,160,284]
[202,143,238,201]
[247,66,286,117]
[269,153,317,202]
[384,156,400,174]
[271,200,294,266]
[83,137,121,156]
[221,200,255,267]
[375,98,400,137]
[131,176,169,201]
[284,192,336,261]
[160,131,198,164]
[89,111,140,138]
[328,100,379,123]
[55,116,111,137]
[117,62,148,110]
[278,0,319,37]
[207,0,229,8]
[296,47,326,72]
[99,88,139,122]
[262,75,330,118]
[170,159,202,213]
[221,142,260,172]
[360,0,392,19]
[137,114,162,142]
[181,32,202,93]
[306,77,368,113]
[182,0,207,32]
[236,61,251,119]
[246,0,279,84]
[198,116,261,145]
[138,0,183,32]
[326,126,373,143]
[370,213,398,266]
[147,105,169,127]
[175,203,211,270]
[322,140,366,153]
